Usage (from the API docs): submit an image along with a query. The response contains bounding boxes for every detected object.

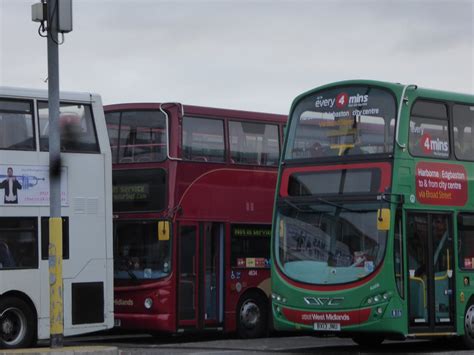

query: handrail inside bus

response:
[395,84,417,150]
[159,102,184,161]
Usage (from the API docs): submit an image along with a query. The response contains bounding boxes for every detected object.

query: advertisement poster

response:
[0,164,68,206]
[415,162,467,206]
[409,121,450,158]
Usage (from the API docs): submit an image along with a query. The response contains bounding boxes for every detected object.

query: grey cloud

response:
[1,0,472,113]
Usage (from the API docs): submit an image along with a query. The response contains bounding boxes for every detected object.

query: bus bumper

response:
[114,312,174,332]
[272,302,405,336]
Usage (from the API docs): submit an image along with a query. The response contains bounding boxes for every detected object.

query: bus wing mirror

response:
[158,221,170,241]
[377,208,390,231]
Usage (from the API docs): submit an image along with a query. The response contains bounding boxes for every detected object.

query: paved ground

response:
[56,332,473,354]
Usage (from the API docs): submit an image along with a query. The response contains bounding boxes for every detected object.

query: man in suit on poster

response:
[0,167,22,204]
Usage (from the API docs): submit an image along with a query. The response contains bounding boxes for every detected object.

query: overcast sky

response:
[0,0,473,114]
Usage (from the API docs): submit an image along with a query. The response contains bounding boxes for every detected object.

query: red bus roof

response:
[104,103,287,124]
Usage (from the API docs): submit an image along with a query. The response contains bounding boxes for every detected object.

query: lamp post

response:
[32,0,73,348]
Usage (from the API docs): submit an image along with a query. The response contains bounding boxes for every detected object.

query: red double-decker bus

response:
[104,103,286,337]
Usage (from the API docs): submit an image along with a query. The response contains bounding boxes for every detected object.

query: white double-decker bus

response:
[0,87,113,348]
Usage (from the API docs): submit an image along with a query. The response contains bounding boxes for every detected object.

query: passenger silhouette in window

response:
[0,240,15,268]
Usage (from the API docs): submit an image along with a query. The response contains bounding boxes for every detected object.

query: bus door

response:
[177,222,224,330]
[406,212,455,333]
[178,223,199,328]
[202,223,224,328]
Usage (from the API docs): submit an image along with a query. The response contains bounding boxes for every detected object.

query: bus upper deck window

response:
[229,121,279,166]
[285,86,396,160]
[0,100,35,151]
[182,116,225,162]
[409,100,449,159]
[453,105,474,161]
[38,101,100,153]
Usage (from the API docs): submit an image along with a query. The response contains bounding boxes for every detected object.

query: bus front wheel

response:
[0,297,36,349]
[463,303,474,349]
[236,292,268,338]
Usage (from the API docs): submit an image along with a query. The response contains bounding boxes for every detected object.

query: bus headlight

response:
[272,293,286,303]
[144,298,153,309]
[365,292,390,305]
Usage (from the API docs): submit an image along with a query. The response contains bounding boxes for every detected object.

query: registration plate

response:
[114,319,121,327]
[314,322,341,331]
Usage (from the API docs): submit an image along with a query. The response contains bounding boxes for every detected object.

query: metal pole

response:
[47,0,64,348]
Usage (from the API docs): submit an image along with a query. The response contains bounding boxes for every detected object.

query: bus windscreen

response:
[105,110,167,164]
[285,86,396,160]
[275,200,387,285]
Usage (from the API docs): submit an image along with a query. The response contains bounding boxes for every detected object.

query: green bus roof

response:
[291,80,474,114]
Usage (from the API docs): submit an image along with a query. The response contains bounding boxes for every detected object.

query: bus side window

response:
[458,213,474,270]
[408,100,449,159]
[394,211,404,298]
[41,217,70,260]
[0,99,35,151]
[230,224,271,268]
[229,121,279,166]
[38,102,100,153]
[182,116,225,162]
[453,105,474,161]
[0,218,38,269]
[104,112,121,163]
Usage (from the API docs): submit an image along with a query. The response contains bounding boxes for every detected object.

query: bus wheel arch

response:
[0,292,37,349]
[462,296,474,349]
[236,288,268,338]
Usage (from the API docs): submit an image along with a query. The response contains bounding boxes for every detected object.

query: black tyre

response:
[0,297,36,349]
[236,292,268,338]
[352,334,384,347]
[463,303,474,349]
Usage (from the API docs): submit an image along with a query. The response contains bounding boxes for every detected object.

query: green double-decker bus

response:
[271,80,474,348]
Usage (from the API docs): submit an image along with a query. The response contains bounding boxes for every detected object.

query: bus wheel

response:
[0,297,36,349]
[237,292,268,338]
[463,303,474,349]
[352,334,384,347]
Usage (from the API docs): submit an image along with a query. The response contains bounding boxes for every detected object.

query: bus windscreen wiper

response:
[282,198,313,212]
[126,267,138,280]
[118,257,138,280]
